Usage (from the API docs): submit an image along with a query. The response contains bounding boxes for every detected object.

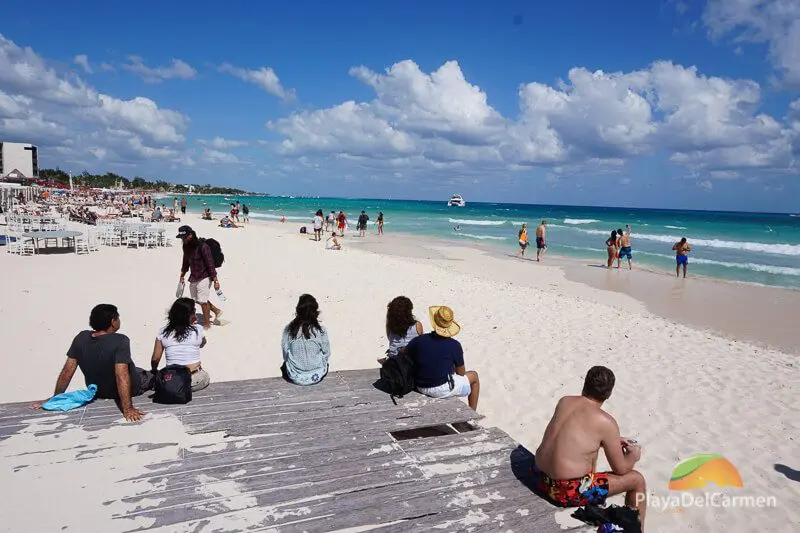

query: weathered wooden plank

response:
[118,460,425,529]
[183,396,480,437]
[77,388,398,430]
[120,438,406,499]
[0,403,86,424]
[271,463,546,532]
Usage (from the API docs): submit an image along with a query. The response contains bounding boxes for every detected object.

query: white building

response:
[0,142,39,180]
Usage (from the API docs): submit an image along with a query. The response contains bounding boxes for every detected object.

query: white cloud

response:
[202,148,242,164]
[269,59,799,177]
[100,62,115,72]
[73,54,92,74]
[218,63,295,101]
[122,55,197,83]
[703,0,800,86]
[0,33,190,169]
[197,137,248,149]
[698,180,714,190]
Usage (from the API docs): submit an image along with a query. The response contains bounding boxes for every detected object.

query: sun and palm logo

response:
[669,454,743,491]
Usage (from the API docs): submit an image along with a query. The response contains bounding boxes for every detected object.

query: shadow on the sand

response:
[775,464,800,483]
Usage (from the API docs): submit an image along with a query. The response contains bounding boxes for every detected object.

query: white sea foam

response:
[635,251,800,276]
[562,227,800,256]
[457,233,507,241]
[449,218,506,226]
[664,225,687,230]
[249,213,310,221]
[563,218,600,225]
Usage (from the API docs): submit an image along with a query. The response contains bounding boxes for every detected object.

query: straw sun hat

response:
[428,306,461,338]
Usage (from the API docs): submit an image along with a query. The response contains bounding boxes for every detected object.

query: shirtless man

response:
[672,237,691,278]
[617,224,632,270]
[535,220,548,262]
[533,366,646,529]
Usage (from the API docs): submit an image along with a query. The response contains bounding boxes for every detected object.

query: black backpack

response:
[380,352,416,402]
[202,238,224,268]
[153,365,193,404]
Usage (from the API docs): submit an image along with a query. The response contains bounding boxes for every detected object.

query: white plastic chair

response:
[74,235,90,255]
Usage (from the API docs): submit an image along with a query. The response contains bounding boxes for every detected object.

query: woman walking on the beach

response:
[281,294,331,386]
[605,230,618,269]
[151,297,210,392]
[377,212,384,236]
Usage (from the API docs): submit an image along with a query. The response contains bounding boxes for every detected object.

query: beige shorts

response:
[190,278,212,303]
[191,369,210,392]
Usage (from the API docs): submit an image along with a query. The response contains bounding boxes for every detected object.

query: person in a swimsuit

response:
[377,212,384,236]
[605,230,618,269]
[535,220,548,262]
[672,237,691,278]
[617,225,632,270]
[533,366,646,529]
[517,223,529,258]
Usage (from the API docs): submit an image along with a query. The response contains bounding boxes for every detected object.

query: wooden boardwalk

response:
[0,370,567,532]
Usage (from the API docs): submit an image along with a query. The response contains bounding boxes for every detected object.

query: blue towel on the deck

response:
[42,385,97,411]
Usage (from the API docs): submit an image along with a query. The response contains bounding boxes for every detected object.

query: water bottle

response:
[216,289,227,302]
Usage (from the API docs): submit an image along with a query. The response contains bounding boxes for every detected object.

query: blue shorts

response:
[676,255,688,265]
[619,246,632,259]
[536,237,546,249]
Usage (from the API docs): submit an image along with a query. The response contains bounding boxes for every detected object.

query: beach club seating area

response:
[0,370,563,532]
[3,215,173,256]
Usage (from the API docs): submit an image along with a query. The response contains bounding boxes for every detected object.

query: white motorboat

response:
[447,194,466,207]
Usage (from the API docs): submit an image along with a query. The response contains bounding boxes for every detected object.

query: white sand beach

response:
[1,217,798,532]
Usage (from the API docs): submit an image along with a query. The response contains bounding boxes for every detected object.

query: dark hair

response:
[386,296,416,337]
[288,294,322,339]
[606,230,617,246]
[680,237,687,243]
[582,366,616,402]
[162,298,198,343]
[617,228,624,235]
[316,209,323,216]
[90,304,119,331]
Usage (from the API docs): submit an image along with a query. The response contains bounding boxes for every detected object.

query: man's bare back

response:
[536,224,546,239]
[535,395,615,479]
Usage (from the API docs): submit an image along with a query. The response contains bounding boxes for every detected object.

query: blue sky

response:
[1,0,799,212]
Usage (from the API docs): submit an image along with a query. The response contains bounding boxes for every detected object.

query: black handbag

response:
[153,365,193,404]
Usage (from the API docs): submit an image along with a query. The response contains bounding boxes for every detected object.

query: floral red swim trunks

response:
[532,461,610,507]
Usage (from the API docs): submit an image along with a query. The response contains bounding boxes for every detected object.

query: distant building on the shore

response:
[0,141,39,180]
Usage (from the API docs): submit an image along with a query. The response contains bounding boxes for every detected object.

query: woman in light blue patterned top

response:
[281,294,330,385]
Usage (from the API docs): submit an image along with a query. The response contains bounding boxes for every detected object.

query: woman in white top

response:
[151,297,210,391]
[379,296,424,364]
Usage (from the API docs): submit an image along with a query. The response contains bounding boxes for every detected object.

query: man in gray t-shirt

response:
[33,304,153,421]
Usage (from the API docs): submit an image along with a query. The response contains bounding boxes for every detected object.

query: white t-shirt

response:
[157,325,204,366]
[313,215,323,230]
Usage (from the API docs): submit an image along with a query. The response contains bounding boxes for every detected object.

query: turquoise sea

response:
[189,196,800,290]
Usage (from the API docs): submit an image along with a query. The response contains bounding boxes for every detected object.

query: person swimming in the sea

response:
[454,225,461,232]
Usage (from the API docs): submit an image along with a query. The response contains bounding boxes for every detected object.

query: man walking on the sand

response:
[672,237,691,278]
[177,226,223,329]
[535,220,548,262]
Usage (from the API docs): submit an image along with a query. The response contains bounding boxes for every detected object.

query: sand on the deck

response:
[0,218,798,532]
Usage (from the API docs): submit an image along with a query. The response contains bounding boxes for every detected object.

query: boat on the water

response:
[447,194,466,207]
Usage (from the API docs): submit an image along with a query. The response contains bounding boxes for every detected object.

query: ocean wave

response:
[457,233,507,241]
[449,218,506,226]
[563,218,600,225]
[635,251,800,276]
[561,227,800,256]
[690,258,800,276]
[249,213,310,221]
[664,225,687,230]
[633,233,800,256]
